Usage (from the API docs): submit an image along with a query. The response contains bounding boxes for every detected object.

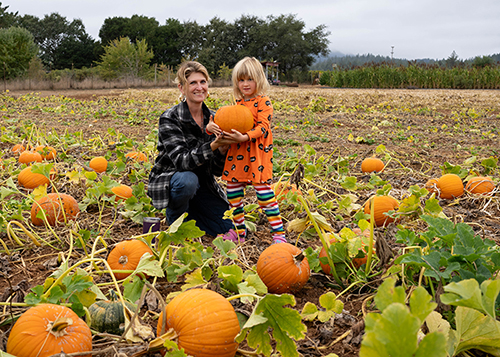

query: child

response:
[207,57,286,244]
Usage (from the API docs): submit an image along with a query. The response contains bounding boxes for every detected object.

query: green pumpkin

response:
[88,290,136,335]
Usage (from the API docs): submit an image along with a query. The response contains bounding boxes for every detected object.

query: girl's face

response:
[179,72,208,105]
[238,77,257,100]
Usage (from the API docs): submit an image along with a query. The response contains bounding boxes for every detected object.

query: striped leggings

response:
[226,182,286,242]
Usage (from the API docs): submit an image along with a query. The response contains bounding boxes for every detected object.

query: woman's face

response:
[179,72,208,105]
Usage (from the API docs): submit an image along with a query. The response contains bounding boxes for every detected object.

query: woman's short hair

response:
[232,57,270,99]
[175,61,212,88]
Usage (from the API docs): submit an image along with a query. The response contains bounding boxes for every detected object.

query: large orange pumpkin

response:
[465,176,495,195]
[111,184,133,202]
[89,156,108,173]
[319,229,373,274]
[31,193,80,226]
[437,173,464,199]
[363,195,399,227]
[35,145,57,160]
[107,240,153,280]
[18,166,56,190]
[256,243,310,294]
[214,104,254,134]
[12,143,26,154]
[361,158,384,173]
[157,288,240,357]
[18,150,43,164]
[6,303,92,357]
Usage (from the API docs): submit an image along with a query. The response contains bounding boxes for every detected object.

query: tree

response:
[52,32,98,69]
[16,12,94,69]
[154,18,184,66]
[0,26,38,79]
[97,37,153,79]
[445,50,460,68]
[472,55,494,68]
[0,2,18,28]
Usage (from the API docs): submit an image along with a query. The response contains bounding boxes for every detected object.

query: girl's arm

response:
[246,96,272,142]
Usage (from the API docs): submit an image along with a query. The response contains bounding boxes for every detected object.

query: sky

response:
[5,0,500,60]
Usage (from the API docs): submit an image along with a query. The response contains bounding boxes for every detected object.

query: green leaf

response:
[218,264,243,292]
[301,302,319,321]
[134,253,164,278]
[123,276,145,303]
[213,236,238,260]
[340,176,358,190]
[238,294,306,357]
[409,286,437,323]
[181,268,208,290]
[319,291,344,314]
[413,332,448,357]
[374,278,406,312]
[243,271,268,295]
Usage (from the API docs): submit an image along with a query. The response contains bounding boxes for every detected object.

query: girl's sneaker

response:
[218,229,245,243]
[272,235,287,244]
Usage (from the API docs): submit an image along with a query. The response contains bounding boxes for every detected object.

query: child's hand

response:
[206,115,222,135]
[224,129,250,143]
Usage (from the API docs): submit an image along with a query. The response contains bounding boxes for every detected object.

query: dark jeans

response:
[166,171,233,236]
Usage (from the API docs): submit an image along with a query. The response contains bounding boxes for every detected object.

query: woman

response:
[148,61,234,236]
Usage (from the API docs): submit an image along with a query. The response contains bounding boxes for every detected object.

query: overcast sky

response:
[6,0,500,60]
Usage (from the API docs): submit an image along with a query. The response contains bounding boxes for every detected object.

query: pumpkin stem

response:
[118,255,128,265]
[48,317,73,336]
[293,251,305,264]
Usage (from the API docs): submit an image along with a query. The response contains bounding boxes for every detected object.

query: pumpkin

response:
[363,195,399,227]
[361,157,384,173]
[214,104,254,134]
[12,144,26,154]
[465,176,495,195]
[271,181,302,202]
[88,290,136,335]
[18,166,56,190]
[35,145,57,160]
[18,150,43,164]
[107,240,153,280]
[111,184,133,202]
[6,303,92,357]
[256,242,310,294]
[31,193,80,226]
[89,156,108,173]
[319,229,373,274]
[437,173,464,199]
[424,178,439,194]
[157,288,240,357]
[125,151,148,162]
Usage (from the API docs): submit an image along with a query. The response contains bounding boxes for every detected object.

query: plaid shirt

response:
[147,101,228,210]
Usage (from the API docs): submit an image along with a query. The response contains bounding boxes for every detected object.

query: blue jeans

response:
[166,171,233,236]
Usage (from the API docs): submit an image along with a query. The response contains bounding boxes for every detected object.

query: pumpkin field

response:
[0,86,499,357]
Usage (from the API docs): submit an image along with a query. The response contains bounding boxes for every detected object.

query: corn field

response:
[319,64,500,89]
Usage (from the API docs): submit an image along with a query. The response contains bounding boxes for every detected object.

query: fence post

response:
[3,62,6,92]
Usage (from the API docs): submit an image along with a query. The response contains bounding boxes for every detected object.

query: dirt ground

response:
[1,86,499,356]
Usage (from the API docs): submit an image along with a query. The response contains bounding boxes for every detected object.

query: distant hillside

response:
[311,51,500,70]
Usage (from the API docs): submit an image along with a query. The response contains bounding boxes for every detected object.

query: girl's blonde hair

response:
[232,57,270,100]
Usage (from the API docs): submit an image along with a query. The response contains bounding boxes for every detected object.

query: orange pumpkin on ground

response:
[437,173,464,199]
[125,152,148,162]
[35,145,57,160]
[364,195,399,227]
[214,104,254,134]
[12,144,26,155]
[111,184,133,202]
[157,288,240,357]
[18,166,56,190]
[271,181,302,202]
[18,150,43,164]
[107,240,153,280]
[319,229,373,274]
[89,156,108,173]
[31,193,80,226]
[361,158,385,173]
[6,303,92,357]
[465,176,495,195]
[256,242,310,294]
[424,178,439,194]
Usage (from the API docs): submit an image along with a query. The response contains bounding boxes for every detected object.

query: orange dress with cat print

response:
[221,95,274,184]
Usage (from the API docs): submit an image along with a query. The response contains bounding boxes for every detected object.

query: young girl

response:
[207,57,286,244]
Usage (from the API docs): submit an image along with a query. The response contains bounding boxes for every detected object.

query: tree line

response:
[0,2,330,81]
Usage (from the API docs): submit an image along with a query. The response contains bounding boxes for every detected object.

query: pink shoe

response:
[272,235,287,244]
[218,229,245,243]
